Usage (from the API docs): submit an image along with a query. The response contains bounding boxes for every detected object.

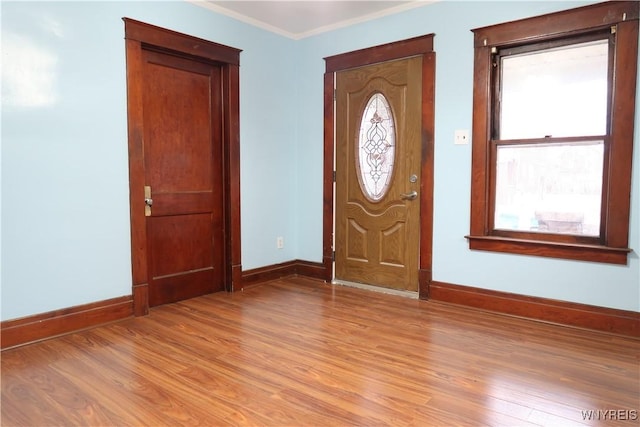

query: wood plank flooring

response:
[2,277,639,426]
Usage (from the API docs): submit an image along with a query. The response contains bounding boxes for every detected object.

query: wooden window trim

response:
[467,1,638,265]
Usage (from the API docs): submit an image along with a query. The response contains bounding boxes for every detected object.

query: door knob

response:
[401,190,418,201]
[144,198,153,206]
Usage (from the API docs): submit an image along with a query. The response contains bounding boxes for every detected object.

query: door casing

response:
[323,35,435,298]
[124,19,243,316]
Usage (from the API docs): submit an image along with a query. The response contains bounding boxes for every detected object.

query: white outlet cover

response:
[454,129,470,145]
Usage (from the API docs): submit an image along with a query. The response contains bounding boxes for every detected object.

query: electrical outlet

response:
[276,236,284,249]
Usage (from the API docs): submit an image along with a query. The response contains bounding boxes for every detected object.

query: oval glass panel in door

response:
[357,92,396,201]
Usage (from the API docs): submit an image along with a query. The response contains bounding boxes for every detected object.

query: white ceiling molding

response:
[187,1,436,40]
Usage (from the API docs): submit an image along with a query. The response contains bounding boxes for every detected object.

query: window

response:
[358,92,396,202]
[467,1,638,264]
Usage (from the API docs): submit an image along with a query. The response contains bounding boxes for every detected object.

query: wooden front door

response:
[142,50,224,307]
[124,19,242,313]
[335,56,423,292]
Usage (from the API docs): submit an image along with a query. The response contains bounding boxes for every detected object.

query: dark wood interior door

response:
[335,56,422,292]
[141,49,224,307]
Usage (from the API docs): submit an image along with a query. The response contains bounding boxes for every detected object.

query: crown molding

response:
[187,0,437,40]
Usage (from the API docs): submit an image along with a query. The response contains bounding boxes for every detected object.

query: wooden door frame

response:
[124,18,243,316]
[323,35,435,299]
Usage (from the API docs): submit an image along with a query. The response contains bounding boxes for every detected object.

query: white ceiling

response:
[190,1,433,39]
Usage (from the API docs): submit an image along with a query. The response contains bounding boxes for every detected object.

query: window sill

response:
[465,235,631,265]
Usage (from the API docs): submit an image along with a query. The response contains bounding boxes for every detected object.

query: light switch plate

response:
[454,129,470,145]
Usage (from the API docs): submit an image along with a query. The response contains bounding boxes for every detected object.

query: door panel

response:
[335,57,422,292]
[149,214,214,278]
[141,49,224,307]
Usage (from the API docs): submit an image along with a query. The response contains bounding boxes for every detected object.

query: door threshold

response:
[332,279,419,299]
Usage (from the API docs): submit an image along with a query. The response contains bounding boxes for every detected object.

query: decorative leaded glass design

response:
[357,92,395,201]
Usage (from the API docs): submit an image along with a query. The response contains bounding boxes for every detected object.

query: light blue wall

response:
[295,0,640,312]
[2,1,638,322]
[1,1,298,320]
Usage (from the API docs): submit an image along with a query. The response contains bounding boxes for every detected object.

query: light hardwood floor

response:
[2,277,639,426]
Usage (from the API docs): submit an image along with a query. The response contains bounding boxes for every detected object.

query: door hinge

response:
[333,171,336,182]
[332,251,335,262]
[333,89,336,101]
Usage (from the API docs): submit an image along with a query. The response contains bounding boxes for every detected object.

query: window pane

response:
[357,92,396,201]
[500,40,608,139]
[494,141,603,236]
